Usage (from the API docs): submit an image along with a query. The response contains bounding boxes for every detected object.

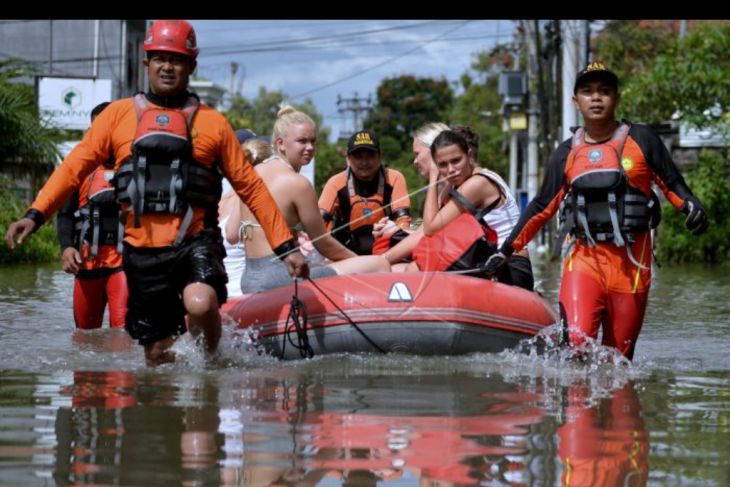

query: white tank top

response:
[218,215,246,298]
[477,169,521,247]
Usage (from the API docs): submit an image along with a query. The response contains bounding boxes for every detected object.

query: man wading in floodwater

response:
[5,20,308,366]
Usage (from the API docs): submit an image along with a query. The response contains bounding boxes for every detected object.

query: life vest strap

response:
[90,206,101,259]
[174,205,194,247]
[575,193,597,247]
[607,191,625,247]
[169,158,181,212]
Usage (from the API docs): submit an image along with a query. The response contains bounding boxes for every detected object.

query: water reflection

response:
[34,365,653,486]
[52,370,225,486]
[558,381,648,487]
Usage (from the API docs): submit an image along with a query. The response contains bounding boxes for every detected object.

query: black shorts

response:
[122,228,228,345]
[495,254,534,291]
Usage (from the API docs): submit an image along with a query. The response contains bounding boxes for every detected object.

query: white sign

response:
[38,77,113,130]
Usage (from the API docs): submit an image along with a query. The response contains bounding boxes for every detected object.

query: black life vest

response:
[75,168,123,259]
[332,166,393,255]
[114,93,222,245]
[556,122,660,267]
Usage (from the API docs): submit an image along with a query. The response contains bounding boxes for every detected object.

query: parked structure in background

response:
[0,20,147,201]
[0,20,147,99]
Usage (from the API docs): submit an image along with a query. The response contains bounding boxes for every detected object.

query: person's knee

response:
[183,283,219,318]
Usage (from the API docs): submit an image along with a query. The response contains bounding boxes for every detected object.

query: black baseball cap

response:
[347,130,380,154]
[235,128,257,144]
[574,61,619,94]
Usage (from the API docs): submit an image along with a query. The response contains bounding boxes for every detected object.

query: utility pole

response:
[337,92,372,141]
[580,20,590,71]
[93,20,100,78]
[561,20,580,142]
[227,61,239,109]
[525,20,540,202]
[679,19,688,38]
[120,20,127,98]
[509,41,522,195]
[48,20,53,75]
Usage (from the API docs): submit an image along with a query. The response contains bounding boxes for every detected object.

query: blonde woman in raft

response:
[228,106,389,293]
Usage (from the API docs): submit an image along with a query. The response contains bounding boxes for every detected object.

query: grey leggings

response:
[241,254,337,294]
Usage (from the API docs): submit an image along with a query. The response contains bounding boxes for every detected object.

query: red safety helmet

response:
[143,20,199,59]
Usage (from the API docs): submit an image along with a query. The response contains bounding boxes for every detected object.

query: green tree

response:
[449,51,510,178]
[0,176,59,264]
[0,58,61,190]
[592,20,675,81]
[366,75,454,150]
[313,140,346,194]
[223,95,253,131]
[361,75,454,213]
[222,85,343,195]
[594,21,730,131]
[656,150,730,263]
[224,87,325,138]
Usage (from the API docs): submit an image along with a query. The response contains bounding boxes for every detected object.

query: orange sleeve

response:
[653,175,684,209]
[217,121,293,250]
[387,169,411,228]
[30,102,119,221]
[318,173,343,231]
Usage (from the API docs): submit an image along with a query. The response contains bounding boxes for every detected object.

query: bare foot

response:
[144,335,178,366]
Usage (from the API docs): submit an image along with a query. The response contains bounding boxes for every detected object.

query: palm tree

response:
[0,58,61,202]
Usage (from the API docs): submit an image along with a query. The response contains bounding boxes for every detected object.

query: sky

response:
[189,20,517,142]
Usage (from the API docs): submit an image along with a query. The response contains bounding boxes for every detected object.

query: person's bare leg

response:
[328,255,390,275]
[144,335,178,366]
[183,282,221,353]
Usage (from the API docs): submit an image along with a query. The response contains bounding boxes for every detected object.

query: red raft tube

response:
[221,272,558,360]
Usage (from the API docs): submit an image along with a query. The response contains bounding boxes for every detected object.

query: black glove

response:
[681,195,709,236]
[482,252,508,278]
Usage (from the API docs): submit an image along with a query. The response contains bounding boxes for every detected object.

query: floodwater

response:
[0,258,728,486]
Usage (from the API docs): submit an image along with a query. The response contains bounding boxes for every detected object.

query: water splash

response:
[170,312,279,371]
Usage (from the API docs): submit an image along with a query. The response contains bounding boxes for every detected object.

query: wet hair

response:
[90,101,111,122]
[450,124,480,159]
[412,122,449,147]
[430,130,470,159]
[271,105,316,157]
[243,138,273,166]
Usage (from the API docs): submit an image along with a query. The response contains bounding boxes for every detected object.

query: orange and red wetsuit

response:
[57,167,127,329]
[501,120,699,358]
[558,382,648,486]
[29,91,295,344]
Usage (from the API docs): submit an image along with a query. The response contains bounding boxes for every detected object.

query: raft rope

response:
[281,279,314,359]
[306,277,386,354]
[272,178,441,261]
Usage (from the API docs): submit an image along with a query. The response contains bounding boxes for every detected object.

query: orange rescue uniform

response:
[31,97,292,250]
[319,167,411,255]
[500,121,699,358]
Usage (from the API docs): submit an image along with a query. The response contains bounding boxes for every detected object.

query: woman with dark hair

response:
[384,129,533,290]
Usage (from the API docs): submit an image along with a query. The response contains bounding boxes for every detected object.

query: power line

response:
[199,31,510,58]
[290,20,474,101]
[192,19,365,34]
[200,20,452,56]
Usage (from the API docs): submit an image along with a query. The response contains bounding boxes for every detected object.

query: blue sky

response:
[189,20,517,142]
